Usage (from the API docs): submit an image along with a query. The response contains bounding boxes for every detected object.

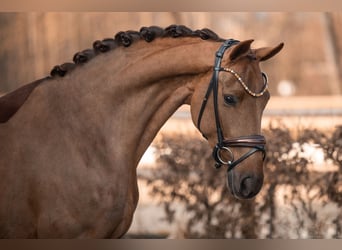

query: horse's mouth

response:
[226,170,263,200]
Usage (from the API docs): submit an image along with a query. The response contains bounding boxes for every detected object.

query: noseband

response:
[197,39,267,171]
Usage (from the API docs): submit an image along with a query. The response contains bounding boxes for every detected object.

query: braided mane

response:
[50,25,225,77]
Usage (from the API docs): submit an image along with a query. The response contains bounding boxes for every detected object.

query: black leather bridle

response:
[197,39,267,171]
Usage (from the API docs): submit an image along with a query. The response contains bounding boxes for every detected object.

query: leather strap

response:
[213,135,266,171]
[197,39,239,141]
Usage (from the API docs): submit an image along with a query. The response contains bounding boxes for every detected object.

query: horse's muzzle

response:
[227,170,264,199]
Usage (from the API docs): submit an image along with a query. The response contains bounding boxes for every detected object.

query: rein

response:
[197,39,267,170]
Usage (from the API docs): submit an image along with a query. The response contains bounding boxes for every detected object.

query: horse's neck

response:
[41,38,218,167]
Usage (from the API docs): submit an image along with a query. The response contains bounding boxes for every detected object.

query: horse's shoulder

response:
[0,78,48,123]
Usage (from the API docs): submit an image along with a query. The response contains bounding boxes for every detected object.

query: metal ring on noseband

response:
[214,146,234,167]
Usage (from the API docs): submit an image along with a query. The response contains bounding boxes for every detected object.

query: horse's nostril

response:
[240,177,256,199]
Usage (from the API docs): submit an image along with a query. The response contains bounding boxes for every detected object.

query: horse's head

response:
[190,39,284,199]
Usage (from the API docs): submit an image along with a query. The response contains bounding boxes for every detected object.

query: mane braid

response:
[50,25,225,77]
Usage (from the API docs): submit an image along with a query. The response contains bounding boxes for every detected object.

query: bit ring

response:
[216,146,234,165]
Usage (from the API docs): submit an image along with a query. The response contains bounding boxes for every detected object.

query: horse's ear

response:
[229,39,254,61]
[255,43,284,61]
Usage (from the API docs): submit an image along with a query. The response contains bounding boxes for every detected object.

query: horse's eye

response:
[224,95,237,106]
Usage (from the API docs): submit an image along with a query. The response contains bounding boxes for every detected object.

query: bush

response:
[140,125,342,238]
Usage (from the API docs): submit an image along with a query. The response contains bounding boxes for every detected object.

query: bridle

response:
[197,39,267,171]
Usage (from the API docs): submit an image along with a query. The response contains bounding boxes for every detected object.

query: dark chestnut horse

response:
[0,25,283,238]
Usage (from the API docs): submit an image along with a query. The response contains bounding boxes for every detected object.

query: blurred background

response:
[1,12,342,96]
[0,12,342,238]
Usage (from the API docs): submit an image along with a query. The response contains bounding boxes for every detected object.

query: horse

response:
[0,25,283,238]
